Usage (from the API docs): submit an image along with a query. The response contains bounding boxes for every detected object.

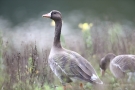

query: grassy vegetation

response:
[0,21,135,90]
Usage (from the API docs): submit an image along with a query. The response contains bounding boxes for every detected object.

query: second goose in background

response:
[100,53,135,80]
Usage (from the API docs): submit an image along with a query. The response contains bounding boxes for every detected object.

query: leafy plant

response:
[78,23,93,51]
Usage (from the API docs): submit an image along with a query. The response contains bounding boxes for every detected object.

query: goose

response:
[42,10,103,90]
[100,53,135,81]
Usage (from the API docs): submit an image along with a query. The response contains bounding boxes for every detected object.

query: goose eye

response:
[53,12,56,14]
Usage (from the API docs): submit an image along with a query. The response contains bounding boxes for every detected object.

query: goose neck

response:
[53,20,62,48]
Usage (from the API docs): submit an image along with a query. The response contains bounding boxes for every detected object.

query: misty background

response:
[0,0,135,50]
[0,0,135,90]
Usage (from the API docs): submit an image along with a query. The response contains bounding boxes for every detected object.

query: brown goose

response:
[100,53,135,79]
[42,10,103,90]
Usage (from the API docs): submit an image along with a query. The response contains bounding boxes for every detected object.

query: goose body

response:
[49,47,101,84]
[42,10,102,89]
[110,55,135,78]
[100,53,135,79]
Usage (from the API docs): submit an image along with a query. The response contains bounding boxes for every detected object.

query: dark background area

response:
[0,0,135,26]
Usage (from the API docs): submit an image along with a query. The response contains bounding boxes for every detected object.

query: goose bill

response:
[42,12,51,18]
[100,68,105,76]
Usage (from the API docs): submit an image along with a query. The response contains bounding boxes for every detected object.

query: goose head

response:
[100,53,116,76]
[42,10,62,21]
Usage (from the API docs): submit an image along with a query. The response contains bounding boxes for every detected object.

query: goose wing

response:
[112,55,135,72]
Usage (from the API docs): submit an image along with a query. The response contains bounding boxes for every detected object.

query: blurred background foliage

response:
[0,0,135,90]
